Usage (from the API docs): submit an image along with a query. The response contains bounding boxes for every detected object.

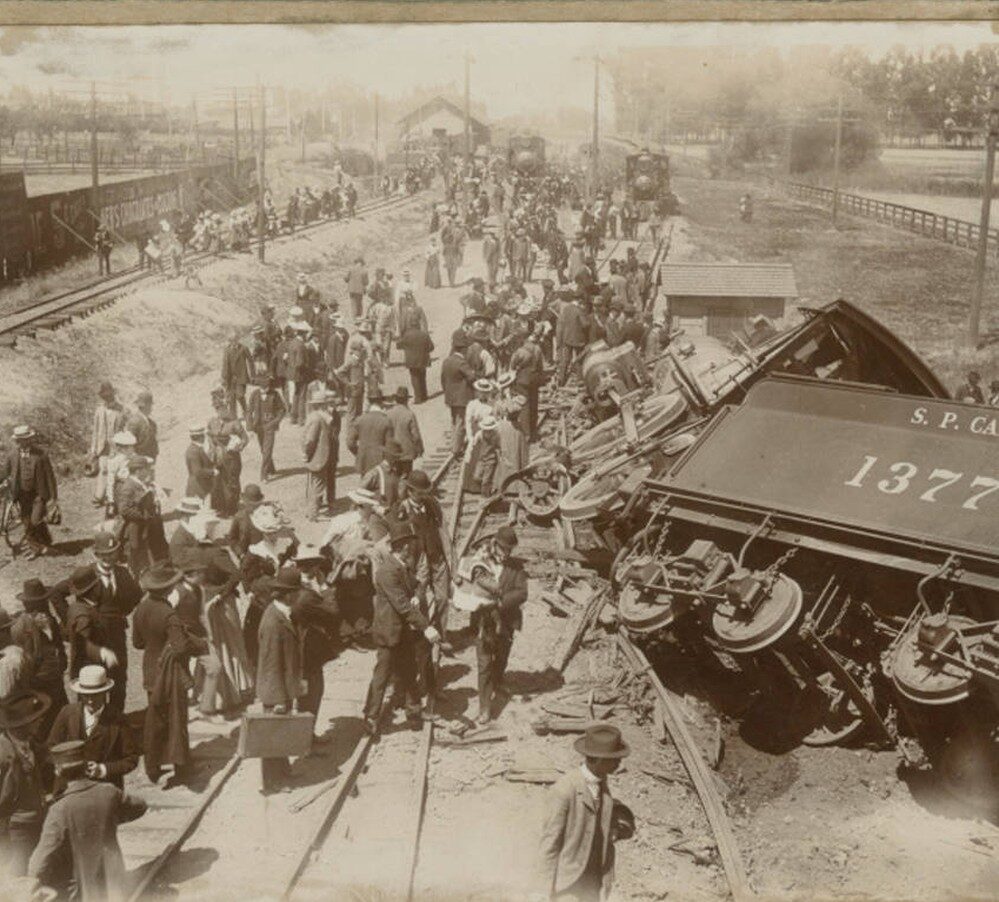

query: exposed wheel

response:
[559,455,653,523]
[1,500,26,555]
[569,393,686,464]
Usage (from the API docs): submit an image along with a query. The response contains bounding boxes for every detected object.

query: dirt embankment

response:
[0,200,432,472]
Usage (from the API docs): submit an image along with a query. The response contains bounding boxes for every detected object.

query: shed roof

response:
[398,96,488,133]
[660,262,798,299]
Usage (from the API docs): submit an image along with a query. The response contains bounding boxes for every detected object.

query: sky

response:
[0,21,994,118]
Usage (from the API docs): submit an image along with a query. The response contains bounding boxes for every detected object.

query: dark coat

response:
[386,404,423,461]
[291,589,339,672]
[228,506,263,558]
[441,352,475,408]
[27,779,146,902]
[347,409,393,477]
[371,553,429,647]
[247,388,286,435]
[47,703,138,792]
[222,341,251,390]
[0,446,58,501]
[256,603,301,708]
[556,302,589,348]
[124,410,159,460]
[398,328,434,369]
[184,442,215,499]
[66,599,112,677]
[132,594,207,693]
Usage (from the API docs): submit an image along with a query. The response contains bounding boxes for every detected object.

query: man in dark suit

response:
[228,484,265,559]
[132,564,208,783]
[440,336,475,456]
[362,520,440,736]
[184,425,215,501]
[27,739,146,901]
[117,456,167,575]
[398,324,434,404]
[246,377,286,482]
[347,391,393,478]
[385,388,423,475]
[221,331,251,419]
[0,425,58,560]
[46,665,138,794]
[555,293,589,386]
[124,390,159,462]
[469,526,528,724]
[256,566,305,794]
[86,532,142,716]
[302,391,339,521]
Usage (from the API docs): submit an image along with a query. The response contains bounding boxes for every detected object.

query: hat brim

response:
[573,735,631,758]
[140,572,184,593]
[0,691,52,729]
[70,677,115,695]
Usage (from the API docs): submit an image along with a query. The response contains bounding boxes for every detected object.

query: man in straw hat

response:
[362,519,441,736]
[0,689,52,876]
[27,739,146,901]
[539,724,632,901]
[46,665,138,794]
[133,563,208,784]
[302,390,340,522]
[0,425,58,560]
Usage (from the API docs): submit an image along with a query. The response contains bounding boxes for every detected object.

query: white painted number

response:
[961,476,999,511]
[877,462,917,495]
[919,469,963,502]
[844,456,999,512]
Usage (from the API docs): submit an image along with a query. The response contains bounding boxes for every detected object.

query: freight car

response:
[612,376,999,805]
[508,135,546,178]
[625,149,680,217]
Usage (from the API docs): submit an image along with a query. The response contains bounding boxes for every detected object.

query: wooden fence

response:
[785,181,999,256]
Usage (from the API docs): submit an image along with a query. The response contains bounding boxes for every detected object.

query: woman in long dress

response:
[425,237,442,289]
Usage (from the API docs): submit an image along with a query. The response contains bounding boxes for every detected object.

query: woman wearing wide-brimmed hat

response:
[0,689,51,877]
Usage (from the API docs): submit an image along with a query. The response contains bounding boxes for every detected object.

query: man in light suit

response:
[302,391,340,521]
[539,724,632,901]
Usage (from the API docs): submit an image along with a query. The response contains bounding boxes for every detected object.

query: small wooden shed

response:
[660,262,798,339]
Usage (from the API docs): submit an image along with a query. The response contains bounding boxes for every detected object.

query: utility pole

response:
[257,84,266,263]
[591,54,600,201]
[464,51,472,166]
[832,92,844,225]
[90,82,99,215]
[232,88,240,178]
[285,89,292,142]
[301,113,306,163]
[968,81,999,346]
[192,96,201,161]
[373,92,380,191]
[248,98,255,155]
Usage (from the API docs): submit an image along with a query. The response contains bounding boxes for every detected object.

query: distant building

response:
[397,96,490,153]
[660,262,798,339]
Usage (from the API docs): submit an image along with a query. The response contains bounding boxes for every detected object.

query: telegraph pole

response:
[832,92,844,225]
[192,96,201,161]
[968,81,999,346]
[301,114,306,163]
[464,51,472,166]
[90,82,99,215]
[257,84,266,263]
[591,54,600,201]
[373,92,380,191]
[232,88,240,179]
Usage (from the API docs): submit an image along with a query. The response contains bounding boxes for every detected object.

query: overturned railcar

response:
[559,299,949,526]
[614,376,999,800]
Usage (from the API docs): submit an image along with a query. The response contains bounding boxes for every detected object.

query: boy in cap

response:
[27,739,146,901]
[539,724,632,901]
[466,526,527,723]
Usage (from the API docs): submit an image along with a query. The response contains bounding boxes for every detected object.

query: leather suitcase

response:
[238,711,315,759]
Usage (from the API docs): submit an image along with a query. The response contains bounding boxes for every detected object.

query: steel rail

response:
[0,192,424,342]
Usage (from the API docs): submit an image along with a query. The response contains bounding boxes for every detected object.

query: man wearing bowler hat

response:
[362,520,440,736]
[27,738,146,901]
[466,526,527,724]
[46,665,138,794]
[539,724,632,901]
[386,387,423,476]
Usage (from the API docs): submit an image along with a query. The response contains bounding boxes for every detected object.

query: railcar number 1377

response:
[844,455,999,510]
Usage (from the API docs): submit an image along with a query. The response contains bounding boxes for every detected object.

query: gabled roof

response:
[661,262,798,299]
[397,96,488,132]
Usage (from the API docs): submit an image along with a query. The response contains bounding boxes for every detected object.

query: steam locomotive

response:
[508,135,546,178]
[625,150,680,217]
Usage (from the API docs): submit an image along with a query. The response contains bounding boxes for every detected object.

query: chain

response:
[649,498,672,559]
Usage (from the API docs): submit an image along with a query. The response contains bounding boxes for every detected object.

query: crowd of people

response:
[0,153,670,900]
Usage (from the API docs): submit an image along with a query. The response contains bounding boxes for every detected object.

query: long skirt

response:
[425,254,442,289]
[206,593,255,700]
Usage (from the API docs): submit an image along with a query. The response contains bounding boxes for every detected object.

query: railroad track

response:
[0,191,425,345]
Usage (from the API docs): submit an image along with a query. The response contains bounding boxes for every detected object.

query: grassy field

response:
[673,173,999,391]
